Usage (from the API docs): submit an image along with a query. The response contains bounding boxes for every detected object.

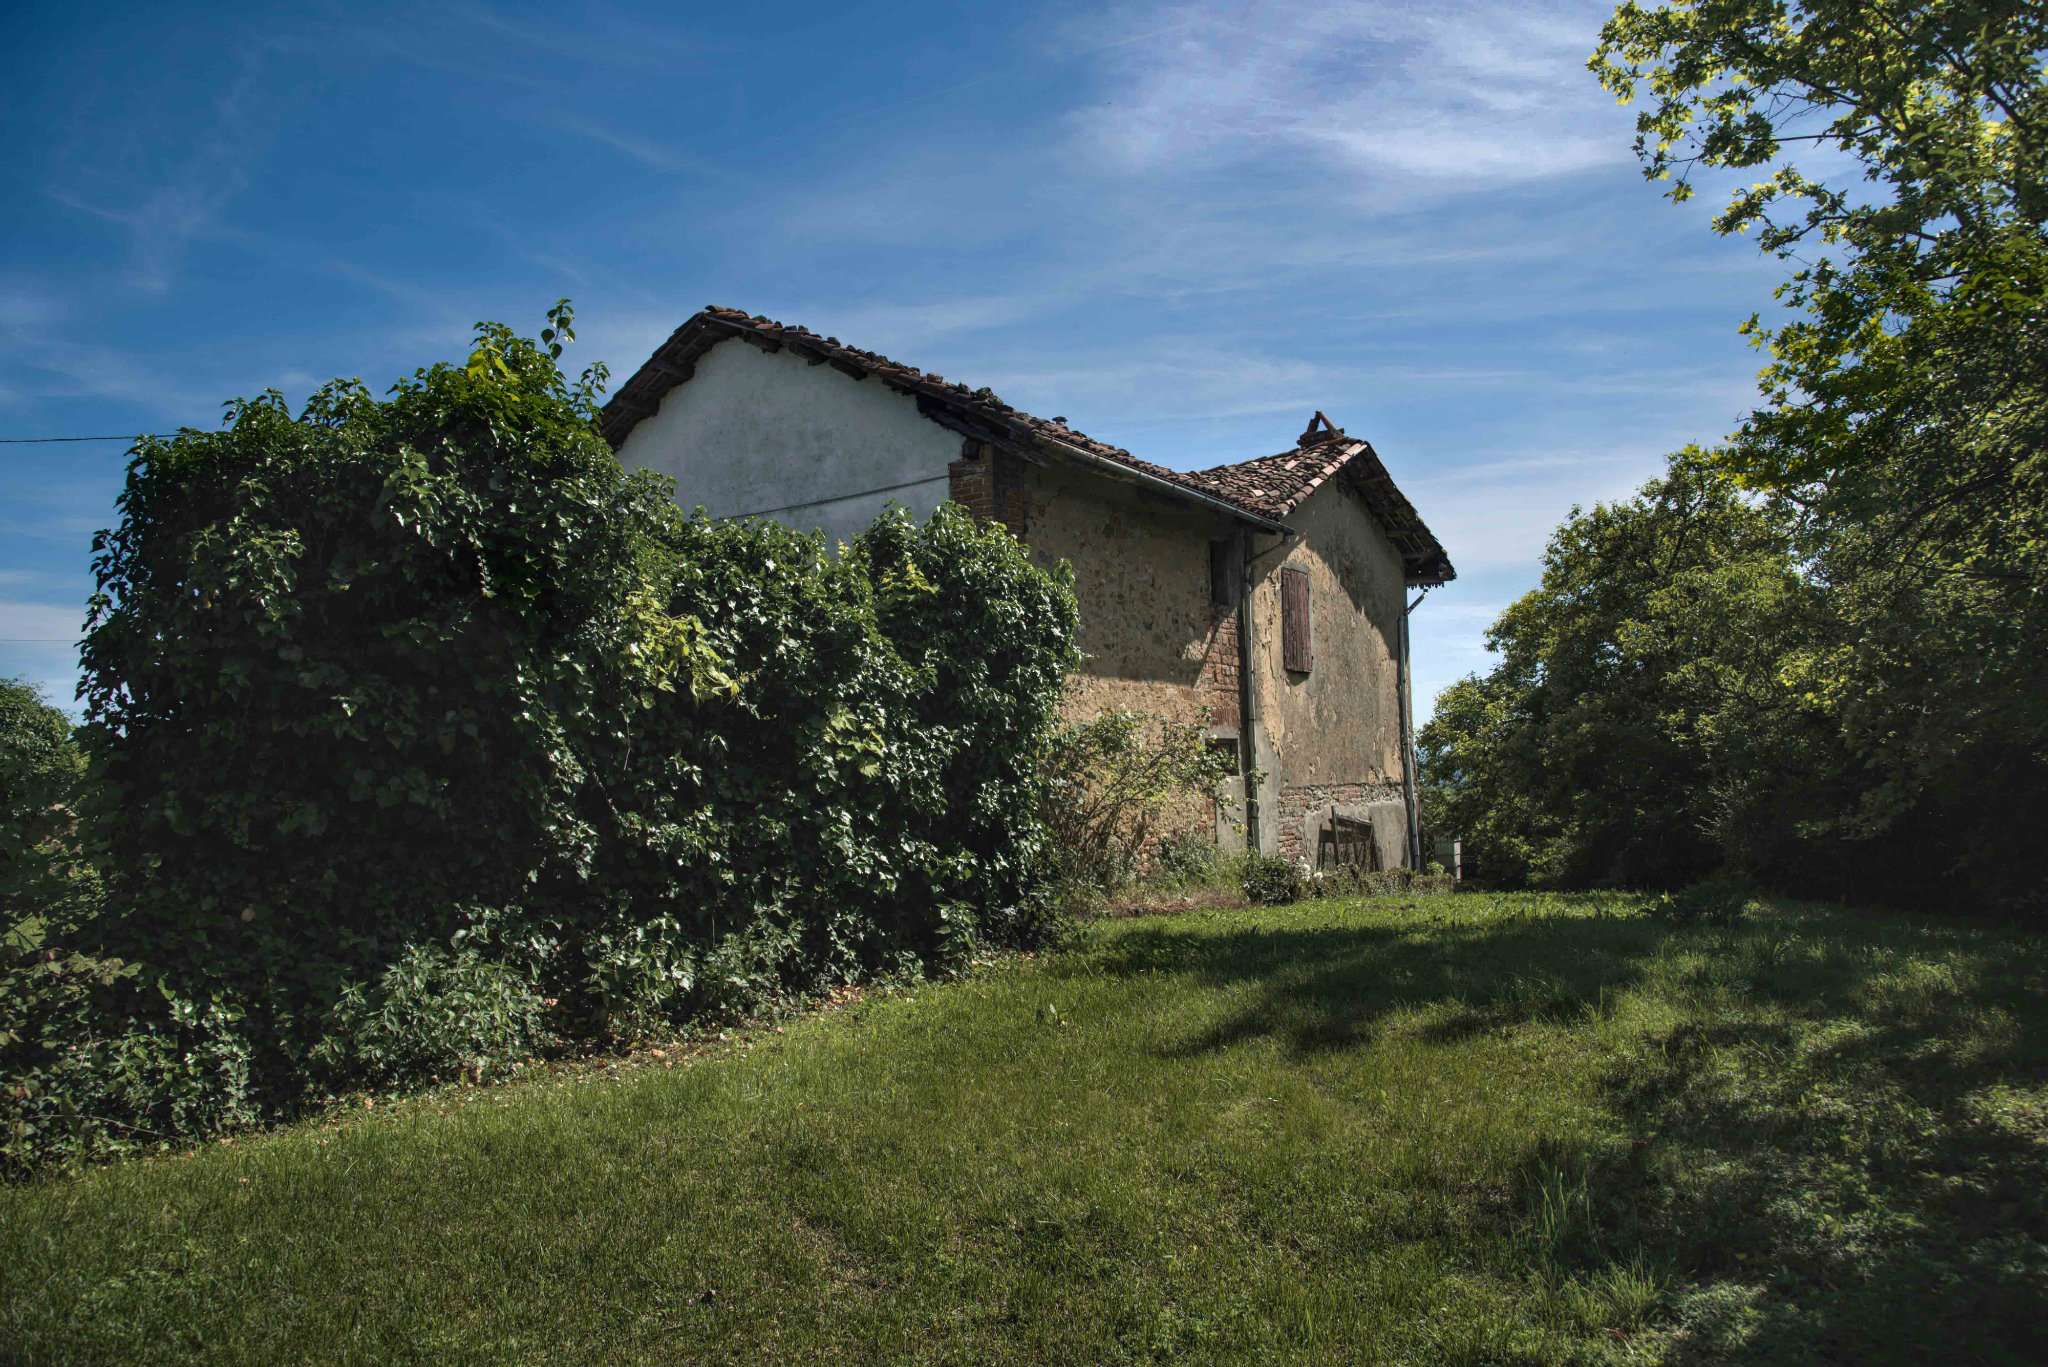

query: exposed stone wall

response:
[962,457,1248,846]
[1009,459,1241,735]
[948,449,1416,866]
[1202,608,1241,733]
[1272,782,1408,871]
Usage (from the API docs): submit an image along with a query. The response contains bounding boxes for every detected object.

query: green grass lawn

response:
[5,892,2045,1365]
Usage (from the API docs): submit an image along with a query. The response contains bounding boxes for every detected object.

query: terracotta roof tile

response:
[1172,423,1455,584]
[601,309,1454,584]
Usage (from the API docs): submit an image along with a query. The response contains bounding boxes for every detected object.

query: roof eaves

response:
[1340,442,1456,586]
[600,307,1293,534]
[1026,429,1292,536]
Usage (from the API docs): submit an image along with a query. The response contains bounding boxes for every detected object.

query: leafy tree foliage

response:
[4,308,1079,1173]
[1592,2,2048,904]
[1421,457,1840,891]
[1,678,84,917]
[1040,709,1240,893]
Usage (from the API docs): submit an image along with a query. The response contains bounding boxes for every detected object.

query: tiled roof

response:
[1188,416,1456,585]
[602,309,1454,584]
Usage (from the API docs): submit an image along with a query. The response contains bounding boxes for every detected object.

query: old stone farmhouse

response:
[601,307,1455,868]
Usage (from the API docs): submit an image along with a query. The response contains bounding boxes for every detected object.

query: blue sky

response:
[1,0,1786,722]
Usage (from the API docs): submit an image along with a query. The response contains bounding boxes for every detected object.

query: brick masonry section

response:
[947,441,1026,539]
[1198,607,1241,732]
[1273,781,1407,866]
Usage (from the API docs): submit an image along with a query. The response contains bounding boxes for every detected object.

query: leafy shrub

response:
[0,688,247,1177]
[5,306,1081,1175]
[79,307,646,1045]
[2,912,258,1177]
[308,943,555,1090]
[67,996,259,1148]
[567,500,1078,1004]
[1241,853,1307,906]
[1648,877,1759,927]
[1150,829,1220,886]
[1042,710,1238,892]
[576,911,705,1041]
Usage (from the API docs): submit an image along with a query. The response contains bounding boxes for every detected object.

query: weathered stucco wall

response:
[613,344,1417,864]
[1010,458,1247,847]
[1014,459,1241,733]
[1247,480,1411,864]
[614,338,959,545]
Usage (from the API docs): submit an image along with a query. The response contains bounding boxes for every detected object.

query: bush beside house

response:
[2,312,1079,1176]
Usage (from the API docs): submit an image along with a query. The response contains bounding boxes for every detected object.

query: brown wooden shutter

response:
[1281,567,1311,673]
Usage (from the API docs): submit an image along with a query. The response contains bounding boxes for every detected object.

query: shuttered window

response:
[1281,567,1312,673]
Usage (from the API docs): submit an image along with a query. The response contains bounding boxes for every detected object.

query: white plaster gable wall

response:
[614,338,963,545]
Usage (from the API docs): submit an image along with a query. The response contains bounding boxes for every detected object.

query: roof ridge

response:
[600,309,1453,584]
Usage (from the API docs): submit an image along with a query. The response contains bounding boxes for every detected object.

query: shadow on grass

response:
[1598,952,2048,1365]
[1082,899,1665,1059]
[1084,898,2048,1363]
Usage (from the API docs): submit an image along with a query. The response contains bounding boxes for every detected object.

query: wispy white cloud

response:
[0,493,118,547]
[973,347,1335,425]
[1416,600,1511,628]
[0,570,82,595]
[47,45,275,294]
[1070,0,1629,195]
[580,292,1085,396]
[542,113,725,176]
[0,329,225,419]
[458,1,706,67]
[1405,444,1664,574]
[323,259,440,308]
[0,280,70,330]
[795,294,1073,346]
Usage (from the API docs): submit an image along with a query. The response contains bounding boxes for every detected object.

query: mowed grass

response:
[4,893,2045,1366]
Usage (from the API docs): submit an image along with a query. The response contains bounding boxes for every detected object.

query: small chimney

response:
[1297,410,1344,447]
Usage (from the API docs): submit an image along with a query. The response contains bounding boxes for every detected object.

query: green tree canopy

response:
[1591,1,2048,906]
[1421,456,1841,892]
[1,678,84,916]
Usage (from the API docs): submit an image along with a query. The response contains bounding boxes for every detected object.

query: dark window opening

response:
[1209,539,1239,608]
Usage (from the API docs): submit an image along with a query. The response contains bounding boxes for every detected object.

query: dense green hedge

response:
[1,677,83,919]
[3,312,1077,1175]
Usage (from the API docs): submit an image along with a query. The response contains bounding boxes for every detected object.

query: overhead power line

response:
[2,441,953,526]
[0,434,167,445]
[729,474,948,520]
